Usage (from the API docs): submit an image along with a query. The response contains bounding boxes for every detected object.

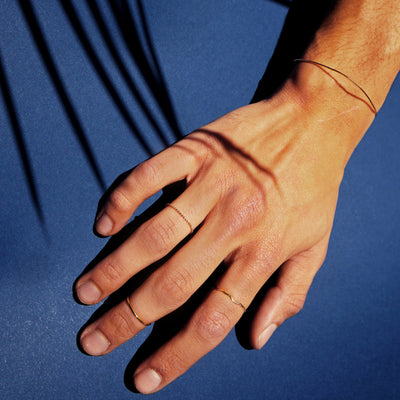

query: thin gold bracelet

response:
[293,59,377,115]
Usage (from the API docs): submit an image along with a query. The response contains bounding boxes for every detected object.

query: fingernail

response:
[95,213,113,236]
[134,368,162,394]
[76,280,102,304]
[257,324,277,349]
[80,329,110,356]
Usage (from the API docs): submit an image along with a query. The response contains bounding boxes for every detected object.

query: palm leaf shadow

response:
[135,0,182,141]
[0,50,46,231]
[252,0,335,101]
[59,0,159,155]
[18,0,106,192]
[15,0,185,226]
[86,0,172,149]
[108,0,182,140]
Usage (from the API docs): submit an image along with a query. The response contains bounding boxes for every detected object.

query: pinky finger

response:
[95,144,197,237]
[248,236,329,350]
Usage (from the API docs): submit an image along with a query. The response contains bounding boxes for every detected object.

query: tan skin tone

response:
[75,0,400,394]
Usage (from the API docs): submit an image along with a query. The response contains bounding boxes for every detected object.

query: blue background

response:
[0,1,399,399]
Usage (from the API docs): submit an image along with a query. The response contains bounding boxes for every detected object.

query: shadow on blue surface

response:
[253,0,334,101]
[269,0,293,6]
[1,1,399,399]
[0,50,46,229]
[108,0,182,140]
[18,0,106,192]
[6,0,298,231]
[60,0,158,155]
[86,0,177,145]
[12,0,186,229]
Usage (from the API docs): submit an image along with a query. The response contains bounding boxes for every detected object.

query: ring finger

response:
[79,212,238,356]
[131,281,254,394]
[130,248,286,393]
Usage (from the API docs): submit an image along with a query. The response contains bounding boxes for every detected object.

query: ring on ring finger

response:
[214,286,247,312]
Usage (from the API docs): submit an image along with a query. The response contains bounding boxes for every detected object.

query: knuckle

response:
[255,245,282,277]
[242,254,275,282]
[98,259,126,287]
[135,159,160,187]
[239,190,267,225]
[284,291,307,318]
[259,171,276,193]
[108,309,134,340]
[190,130,225,160]
[174,138,205,169]
[225,108,244,122]
[213,170,235,198]
[194,307,232,343]
[158,269,192,307]
[223,189,267,237]
[221,109,249,132]
[108,188,133,213]
[141,217,177,255]
[158,349,188,377]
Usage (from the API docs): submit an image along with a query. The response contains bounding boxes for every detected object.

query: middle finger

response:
[79,211,235,356]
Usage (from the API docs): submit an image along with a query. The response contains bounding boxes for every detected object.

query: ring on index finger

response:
[166,203,193,234]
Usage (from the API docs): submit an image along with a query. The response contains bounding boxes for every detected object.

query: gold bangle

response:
[293,59,377,115]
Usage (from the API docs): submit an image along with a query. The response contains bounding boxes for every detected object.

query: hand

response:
[75,73,374,394]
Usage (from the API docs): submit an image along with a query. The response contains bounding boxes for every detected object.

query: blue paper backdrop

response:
[0,1,399,399]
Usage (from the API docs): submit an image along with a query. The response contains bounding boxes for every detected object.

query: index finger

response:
[95,144,197,237]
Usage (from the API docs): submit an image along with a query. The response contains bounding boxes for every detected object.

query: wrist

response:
[280,61,375,160]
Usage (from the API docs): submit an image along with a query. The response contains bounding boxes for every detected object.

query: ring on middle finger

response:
[126,296,150,327]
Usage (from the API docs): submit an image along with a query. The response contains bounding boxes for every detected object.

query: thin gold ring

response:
[214,286,247,312]
[166,203,193,234]
[126,297,150,326]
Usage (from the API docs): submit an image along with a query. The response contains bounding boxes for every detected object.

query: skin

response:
[75,0,400,394]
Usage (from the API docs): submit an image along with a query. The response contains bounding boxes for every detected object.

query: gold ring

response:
[214,286,247,312]
[166,203,193,234]
[126,297,150,326]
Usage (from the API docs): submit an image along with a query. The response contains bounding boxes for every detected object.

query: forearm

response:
[260,0,400,163]
[301,0,400,110]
